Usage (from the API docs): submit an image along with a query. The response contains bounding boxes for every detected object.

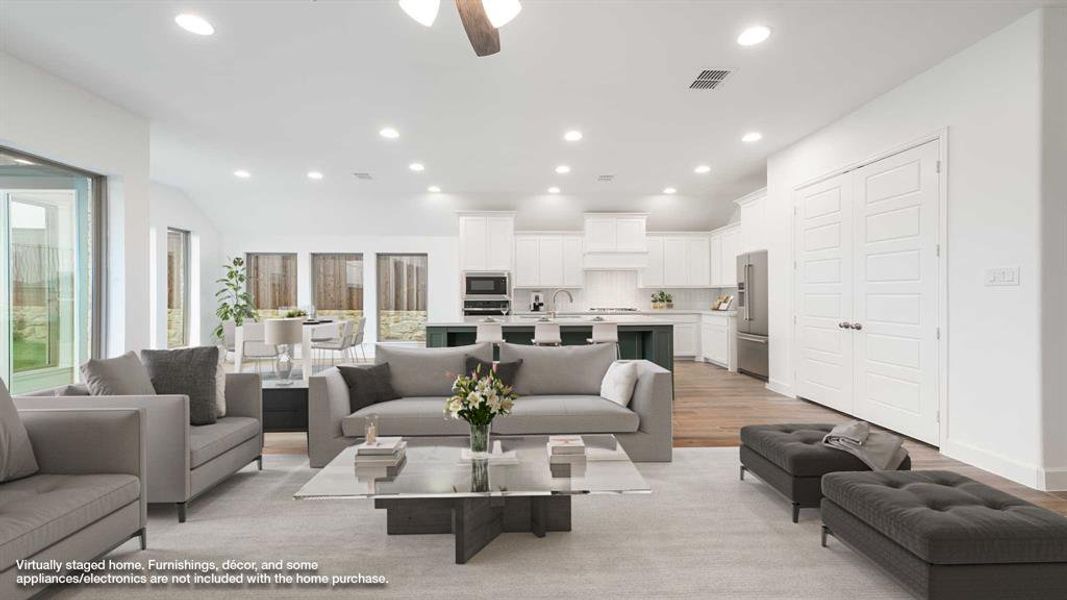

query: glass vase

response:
[469,421,491,459]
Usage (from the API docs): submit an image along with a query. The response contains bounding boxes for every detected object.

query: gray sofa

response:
[309,342,673,467]
[1,407,146,600]
[15,373,263,522]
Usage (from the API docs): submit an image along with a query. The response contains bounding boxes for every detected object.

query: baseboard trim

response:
[1040,467,1067,491]
[940,438,1041,489]
[765,379,794,398]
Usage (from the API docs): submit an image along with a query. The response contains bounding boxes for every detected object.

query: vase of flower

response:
[445,365,518,460]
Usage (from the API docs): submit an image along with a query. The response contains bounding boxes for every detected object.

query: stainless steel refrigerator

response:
[736,250,769,380]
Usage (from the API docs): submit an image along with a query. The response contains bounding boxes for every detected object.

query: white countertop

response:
[428,310,736,327]
[514,309,737,317]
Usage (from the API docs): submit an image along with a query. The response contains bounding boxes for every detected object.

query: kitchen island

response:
[425,314,674,371]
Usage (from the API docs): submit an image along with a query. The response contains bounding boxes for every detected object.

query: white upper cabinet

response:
[583,216,618,252]
[614,216,647,252]
[735,189,767,254]
[582,214,648,269]
[709,224,740,287]
[642,234,712,288]
[513,233,583,288]
[709,234,724,287]
[459,212,515,272]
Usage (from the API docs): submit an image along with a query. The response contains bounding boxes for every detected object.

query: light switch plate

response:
[985,266,1020,287]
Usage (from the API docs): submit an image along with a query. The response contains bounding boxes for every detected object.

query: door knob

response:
[838,322,851,329]
[851,322,863,331]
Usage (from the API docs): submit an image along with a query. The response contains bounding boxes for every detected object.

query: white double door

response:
[794,140,941,444]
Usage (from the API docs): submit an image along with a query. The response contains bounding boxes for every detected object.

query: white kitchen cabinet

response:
[615,216,647,252]
[673,322,698,357]
[583,214,647,254]
[735,189,766,254]
[700,312,736,370]
[709,224,741,287]
[643,234,711,288]
[709,234,723,286]
[513,233,583,288]
[561,236,584,287]
[641,237,664,287]
[459,212,514,272]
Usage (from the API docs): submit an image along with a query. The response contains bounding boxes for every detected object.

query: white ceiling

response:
[0,0,1046,235]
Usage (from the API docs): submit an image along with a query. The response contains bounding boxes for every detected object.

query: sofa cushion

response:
[740,423,873,477]
[600,361,638,407]
[141,346,220,425]
[822,470,1067,565]
[493,395,639,435]
[498,343,615,396]
[0,473,140,571]
[189,417,261,468]
[80,351,156,396]
[0,380,38,482]
[338,364,400,413]
[342,398,469,438]
[375,343,493,397]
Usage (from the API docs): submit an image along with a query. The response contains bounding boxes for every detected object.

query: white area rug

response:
[46,448,909,599]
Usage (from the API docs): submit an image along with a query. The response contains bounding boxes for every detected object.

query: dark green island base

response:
[425,324,674,372]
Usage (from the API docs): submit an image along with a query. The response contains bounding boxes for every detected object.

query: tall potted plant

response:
[213,256,259,342]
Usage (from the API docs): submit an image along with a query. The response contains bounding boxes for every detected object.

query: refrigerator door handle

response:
[746,263,753,321]
[737,333,768,344]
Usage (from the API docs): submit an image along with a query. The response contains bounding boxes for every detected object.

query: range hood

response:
[583,213,649,270]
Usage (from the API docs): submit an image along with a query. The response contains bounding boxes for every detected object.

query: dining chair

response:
[237,321,279,375]
[311,320,354,366]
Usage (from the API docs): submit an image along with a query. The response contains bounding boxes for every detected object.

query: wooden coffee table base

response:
[374,496,572,564]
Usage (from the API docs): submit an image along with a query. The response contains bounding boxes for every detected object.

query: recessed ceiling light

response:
[555,165,571,174]
[694,165,711,174]
[174,13,215,36]
[307,171,324,180]
[547,186,561,194]
[483,0,523,28]
[563,130,583,142]
[379,127,400,139]
[742,131,763,143]
[737,25,771,46]
[427,185,441,193]
[409,162,425,172]
[12,158,35,165]
[663,187,677,194]
[233,169,251,179]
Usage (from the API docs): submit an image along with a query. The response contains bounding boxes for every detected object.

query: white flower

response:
[467,391,483,407]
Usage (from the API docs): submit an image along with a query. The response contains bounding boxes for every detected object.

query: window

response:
[246,253,297,317]
[377,254,427,342]
[1,147,104,394]
[166,228,189,348]
[312,253,363,322]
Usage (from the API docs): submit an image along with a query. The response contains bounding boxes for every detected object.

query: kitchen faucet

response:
[548,289,574,319]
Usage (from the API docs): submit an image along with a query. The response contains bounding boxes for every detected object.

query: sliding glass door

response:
[377,254,427,342]
[0,148,99,393]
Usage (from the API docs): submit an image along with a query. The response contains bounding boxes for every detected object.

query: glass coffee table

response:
[295,435,650,563]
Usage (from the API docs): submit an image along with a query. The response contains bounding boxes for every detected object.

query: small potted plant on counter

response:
[651,290,674,310]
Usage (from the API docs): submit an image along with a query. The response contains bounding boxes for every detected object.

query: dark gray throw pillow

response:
[464,356,522,389]
[80,351,156,396]
[141,346,220,425]
[338,364,400,413]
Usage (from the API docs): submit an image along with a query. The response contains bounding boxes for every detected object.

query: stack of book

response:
[547,435,586,461]
[354,437,406,469]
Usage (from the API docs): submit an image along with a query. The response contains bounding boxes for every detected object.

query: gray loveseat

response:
[309,342,673,467]
[1,404,146,600]
[15,373,263,522]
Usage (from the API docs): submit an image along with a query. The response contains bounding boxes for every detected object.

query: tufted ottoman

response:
[739,423,911,522]
[821,470,1067,600]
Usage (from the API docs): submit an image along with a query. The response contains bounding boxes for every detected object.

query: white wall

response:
[762,9,1063,488]
[0,52,151,355]
[221,233,460,346]
[149,182,222,348]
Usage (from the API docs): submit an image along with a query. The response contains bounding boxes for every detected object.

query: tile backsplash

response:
[512,270,737,311]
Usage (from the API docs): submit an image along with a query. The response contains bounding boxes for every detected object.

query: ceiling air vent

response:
[352,172,373,180]
[689,68,733,90]
[597,174,615,182]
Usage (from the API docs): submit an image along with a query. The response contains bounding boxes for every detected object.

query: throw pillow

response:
[600,361,638,407]
[215,345,227,417]
[464,356,523,388]
[338,364,401,413]
[80,351,156,396]
[141,346,220,425]
[0,379,39,482]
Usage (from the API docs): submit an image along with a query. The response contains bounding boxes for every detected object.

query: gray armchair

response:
[1,408,146,600]
[15,373,263,522]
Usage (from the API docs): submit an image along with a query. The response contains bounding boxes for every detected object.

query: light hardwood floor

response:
[265,360,1067,515]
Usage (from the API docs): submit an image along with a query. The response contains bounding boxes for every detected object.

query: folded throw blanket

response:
[822,420,908,471]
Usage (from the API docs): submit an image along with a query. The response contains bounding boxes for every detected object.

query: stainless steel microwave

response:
[463,272,509,298]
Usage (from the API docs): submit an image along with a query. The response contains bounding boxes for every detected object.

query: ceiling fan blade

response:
[454,0,501,57]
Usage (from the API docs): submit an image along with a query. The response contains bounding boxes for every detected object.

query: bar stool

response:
[532,322,562,346]
[587,321,620,358]
[475,322,505,345]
